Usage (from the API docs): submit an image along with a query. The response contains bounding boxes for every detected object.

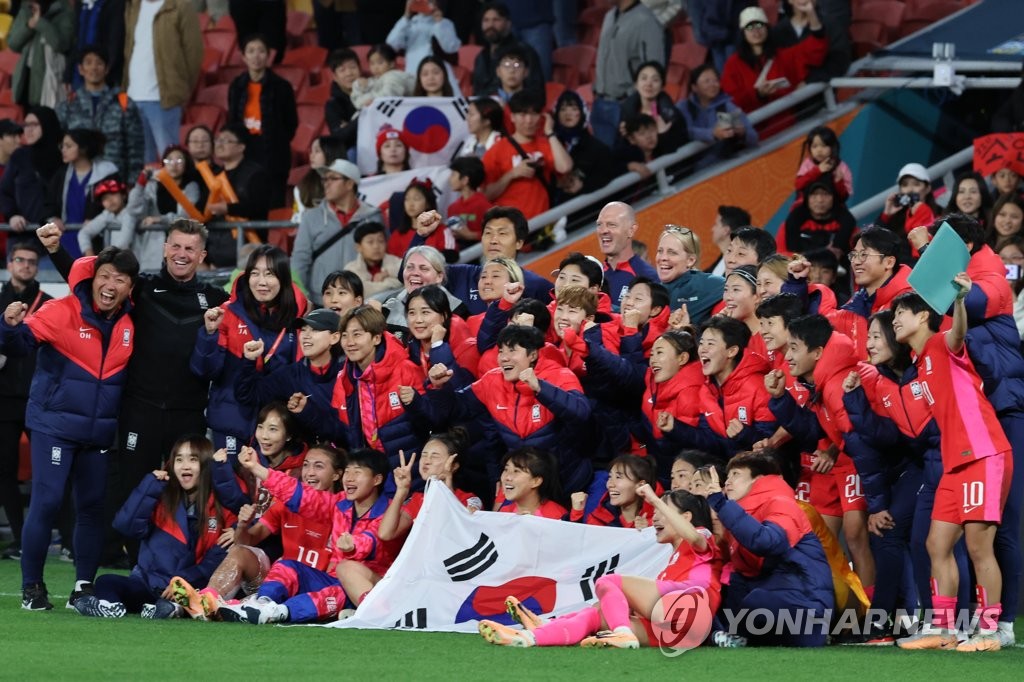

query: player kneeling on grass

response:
[892,281,1013,653]
[170,445,344,620]
[378,428,483,542]
[75,436,236,619]
[479,485,721,649]
[218,447,402,624]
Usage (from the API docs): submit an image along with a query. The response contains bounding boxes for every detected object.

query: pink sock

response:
[532,606,601,646]
[932,595,956,630]
[595,574,631,631]
[864,584,875,602]
[975,584,1001,632]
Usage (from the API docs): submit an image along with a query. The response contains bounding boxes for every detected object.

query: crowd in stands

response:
[0,0,1021,654]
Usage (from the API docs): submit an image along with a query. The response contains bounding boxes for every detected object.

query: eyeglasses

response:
[163,157,185,166]
[664,224,698,255]
[12,256,38,266]
[744,21,768,31]
[847,251,886,263]
[500,61,523,70]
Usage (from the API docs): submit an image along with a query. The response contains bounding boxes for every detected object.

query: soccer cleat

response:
[895,625,958,650]
[73,595,126,618]
[168,576,209,620]
[217,596,288,624]
[143,598,185,620]
[478,620,533,647]
[2,544,21,560]
[66,580,95,610]
[712,630,747,648]
[505,596,547,631]
[141,604,157,619]
[996,626,1016,648]
[580,630,641,649]
[956,632,1002,652]
[21,583,53,611]
[840,622,894,646]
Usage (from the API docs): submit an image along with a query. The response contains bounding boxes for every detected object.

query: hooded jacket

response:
[826,265,912,357]
[114,473,234,594]
[0,256,133,447]
[709,475,833,608]
[190,279,308,439]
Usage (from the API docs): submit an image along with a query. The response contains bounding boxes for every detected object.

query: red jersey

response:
[482,135,554,219]
[498,498,567,519]
[403,488,482,518]
[916,332,1011,472]
[448,191,493,241]
[658,527,722,611]
[257,499,333,572]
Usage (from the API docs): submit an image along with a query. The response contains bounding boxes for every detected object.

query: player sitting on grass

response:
[218,448,401,624]
[169,444,344,620]
[479,484,720,649]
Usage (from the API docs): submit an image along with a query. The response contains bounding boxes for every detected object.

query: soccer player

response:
[893,283,1012,652]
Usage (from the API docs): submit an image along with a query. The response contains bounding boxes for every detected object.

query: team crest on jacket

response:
[389,392,401,409]
[122,329,131,346]
[737,406,748,424]
[198,293,208,309]
[531,404,541,422]
[910,381,923,398]
[207,517,218,531]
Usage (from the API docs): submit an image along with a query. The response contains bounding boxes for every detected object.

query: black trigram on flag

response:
[443,532,498,581]
[393,607,427,629]
[579,554,620,601]
[452,97,469,120]
[376,98,403,118]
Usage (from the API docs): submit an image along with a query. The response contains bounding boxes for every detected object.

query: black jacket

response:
[225,159,271,221]
[50,248,229,410]
[619,91,689,157]
[0,147,49,223]
[226,69,298,179]
[325,82,357,151]
[471,34,545,98]
[0,279,52,415]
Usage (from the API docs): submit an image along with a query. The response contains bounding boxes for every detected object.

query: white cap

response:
[317,159,361,183]
[739,6,769,28]
[897,162,929,183]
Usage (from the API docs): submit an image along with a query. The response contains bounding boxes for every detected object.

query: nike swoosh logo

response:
[99,449,109,454]
[284,524,298,529]
[495,405,508,410]
[962,506,980,515]
[702,411,714,417]
[79,327,91,333]
[152,289,168,293]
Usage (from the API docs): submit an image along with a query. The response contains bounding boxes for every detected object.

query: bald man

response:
[596,201,658,311]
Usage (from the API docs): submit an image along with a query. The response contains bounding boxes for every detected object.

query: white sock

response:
[613,626,634,635]
[997,621,1014,634]
[74,580,91,591]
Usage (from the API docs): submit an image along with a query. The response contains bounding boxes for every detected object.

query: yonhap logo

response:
[443,533,498,582]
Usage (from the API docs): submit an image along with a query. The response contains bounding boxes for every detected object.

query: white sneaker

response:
[218,596,288,624]
[713,630,747,647]
[996,624,1016,648]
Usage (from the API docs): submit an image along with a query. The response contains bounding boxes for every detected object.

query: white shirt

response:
[127,0,166,103]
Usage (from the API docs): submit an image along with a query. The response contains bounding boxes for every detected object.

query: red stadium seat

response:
[545,81,567,107]
[897,18,934,39]
[296,104,325,134]
[184,104,225,131]
[758,0,780,24]
[852,39,885,59]
[287,164,310,187]
[576,82,594,109]
[194,83,229,109]
[458,44,482,73]
[350,44,372,75]
[210,66,246,86]
[663,82,684,103]
[276,65,309,93]
[670,20,695,47]
[0,50,20,77]
[906,0,966,22]
[297,78,332,105]
[849,21,886,46]
[0,104,22,122]
[286,11,313,48]
[291,123,319,166]
[578,6,607,47]
[669,41,708,72]
[208,14,236,34]
[552,45,597,90]
[203,29,237,65]
[282,45,328,78]
[852,1,906,42]
[196,12,211,32]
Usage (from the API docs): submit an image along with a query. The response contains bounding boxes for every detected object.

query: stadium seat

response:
[285,11,313,48]
[276,65,309,93]
[852,39,885,59]
[896,18,934,39]
[203,29,237,66]
[578,6,607,47]
[0,104,21,121]
[576,82,594,109]
[200,47,222,85]
[291,123,319,166]
[849,21,886,46]
[184,103,225,131]
[663,82,684,103]
[0,49,19,78]
[282,45,328,78]
[552,45,597,90]
[210,65,245,86]
[458,44,482,73]
[196,11,210,32]
[758,0,780,23]
[906,0,966,22]
[545,81,567,107]
[670,20,695,47]
[852,1,906,42]
[297,103,326,134]
[669,41,708,72]
[665,63,689,92]
[297,78,332,105]
[194,83,229,109]
[207,13,236,34]
[287,164,310,187]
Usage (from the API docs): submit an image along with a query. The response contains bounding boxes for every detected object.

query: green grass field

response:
[0,554,1020,680]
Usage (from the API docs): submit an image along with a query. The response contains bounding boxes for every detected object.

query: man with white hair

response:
[596,201,658,312]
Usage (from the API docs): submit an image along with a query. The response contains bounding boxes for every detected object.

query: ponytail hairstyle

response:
[662,489,712,530]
